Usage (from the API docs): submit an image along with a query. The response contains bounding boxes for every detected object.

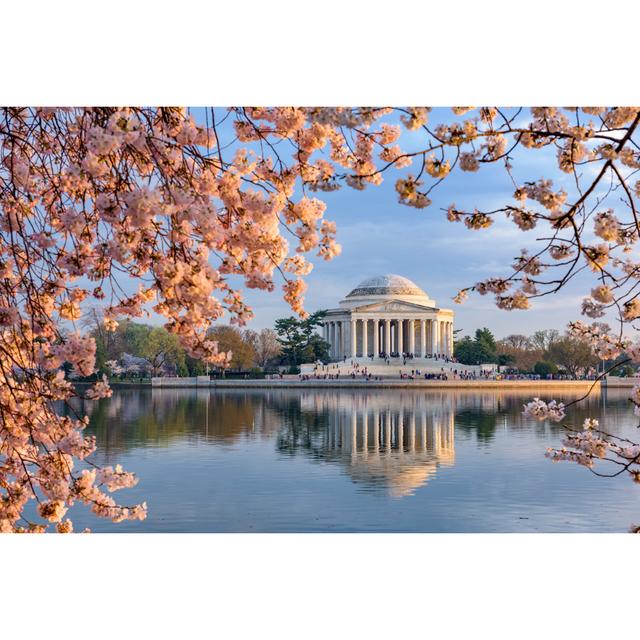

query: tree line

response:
[454,324,631,377]
[83,308,330,378]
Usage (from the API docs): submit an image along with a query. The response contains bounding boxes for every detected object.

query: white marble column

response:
[408,319,415,356]
[351,319,356,358]
[432,319,439,356]
[442,322,446,356]
[333,322,338,359]
[398,319,404,354]
[425,320,430,356]
[384,319,391,355]
[420,319,426,358]
[373,319,379,357]
[429,320,433,356]
[362,319,368,358]
[329,322,334,358]
[443,322,447,356]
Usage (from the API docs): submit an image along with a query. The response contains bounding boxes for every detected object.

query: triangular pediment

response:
[353,300,438,313]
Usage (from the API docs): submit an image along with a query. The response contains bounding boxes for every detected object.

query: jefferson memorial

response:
[321,274,454,361]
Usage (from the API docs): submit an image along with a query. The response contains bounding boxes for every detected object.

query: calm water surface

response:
[67,387,640,532]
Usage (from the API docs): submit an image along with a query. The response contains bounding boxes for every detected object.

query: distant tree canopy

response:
[496,334,542,371]
[454,328,498,365]
[456,326,605,377]
[533,361,558,377]
[530,329,561,353]
[493,327,605,376]
[243,328,282,369]
[86,310,324,376]
[274,310,329,365]
[546,337,598,377]
[86,316,190,377]
[207,325,257,371]
[139,327,187,376]
[497,353,515,367]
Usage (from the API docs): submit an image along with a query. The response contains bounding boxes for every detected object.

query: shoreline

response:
[150,378,601,390]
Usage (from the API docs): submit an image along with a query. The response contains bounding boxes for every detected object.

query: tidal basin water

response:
[67,387,640,532]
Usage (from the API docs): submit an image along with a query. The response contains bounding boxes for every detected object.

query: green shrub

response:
[534,361,558,377]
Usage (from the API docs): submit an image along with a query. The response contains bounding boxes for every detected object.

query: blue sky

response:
[195,107,617,340]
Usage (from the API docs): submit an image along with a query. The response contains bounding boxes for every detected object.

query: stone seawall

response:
[151,376,210,387]
[150,377,600,391]
[602,376,639,388]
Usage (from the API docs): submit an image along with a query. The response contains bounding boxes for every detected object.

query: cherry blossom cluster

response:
[545,416,640,487]
[566,320,630,361]
[522,398,567,422]
[433,108,640,330]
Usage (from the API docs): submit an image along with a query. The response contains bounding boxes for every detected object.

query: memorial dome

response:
[346,274,427,298]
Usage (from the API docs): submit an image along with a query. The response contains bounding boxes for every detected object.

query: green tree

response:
[139,326,187,376]
[112,320,155,360]
[474,328,498,363]
[274,310,329,365]
[534,361,558,377]
[301,333,331,363]
[185,355,206,376]
[497,353,515,367]
[454,328,498,365]
[454,336,477,364]
[545,337,597,377]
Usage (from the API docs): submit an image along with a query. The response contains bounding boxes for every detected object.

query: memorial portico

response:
[321,275,454,361]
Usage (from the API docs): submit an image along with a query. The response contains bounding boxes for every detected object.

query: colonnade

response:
[325,406,455,458]
[322,317,453,360]
[324,405,455,496]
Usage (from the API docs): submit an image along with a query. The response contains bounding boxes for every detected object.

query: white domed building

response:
[321,274,454,362]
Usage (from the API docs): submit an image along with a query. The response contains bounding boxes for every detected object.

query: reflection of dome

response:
[348,456,439,498]
[388,465,437,498]
[346,274,428,299]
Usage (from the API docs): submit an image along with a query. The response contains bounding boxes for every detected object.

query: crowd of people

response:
[340,352,459,366]
[297,360,491,382]
[292,359,599,383]
[299,361,384,381]
[289,366,598,382]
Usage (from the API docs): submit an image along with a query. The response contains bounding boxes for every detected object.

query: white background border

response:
[2,1,640,637]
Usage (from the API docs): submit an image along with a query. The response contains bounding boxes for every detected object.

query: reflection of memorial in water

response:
[75,388,286,462]
[76,387,608,488]
[289,392,455,497]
